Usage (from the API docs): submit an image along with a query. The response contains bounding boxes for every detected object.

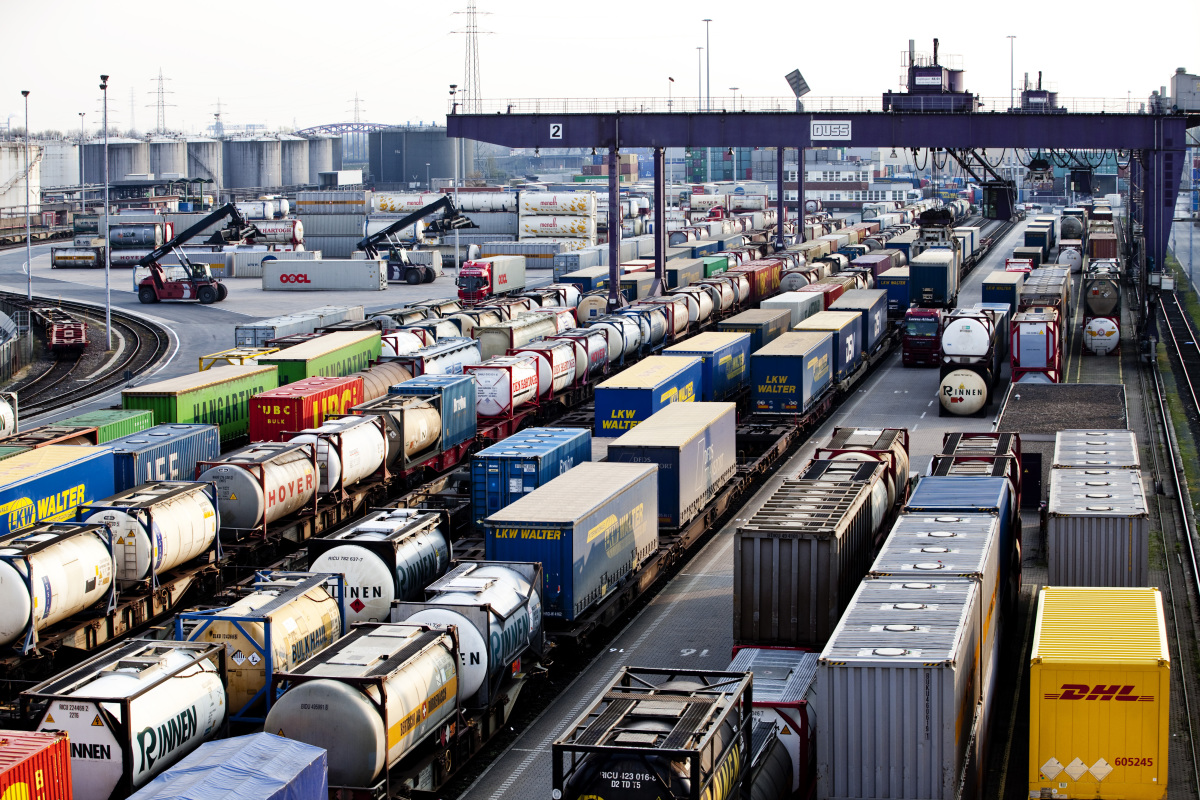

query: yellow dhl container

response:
[1030,587,1169,800]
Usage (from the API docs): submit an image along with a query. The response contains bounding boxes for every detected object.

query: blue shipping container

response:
[904,475,1015,592]
[663,332,752,401]
[829,289,889,354]
[980,272,1024,315]
[794,311,862,381]
[553,249,602,282]
[750,332,833,413]
[126,733,327,800]
[0,446,115,536]
[562,267,617,292]
[105,424,222,492]
[594,356,702,436]
[877,267,910,316]
[664,259,704,289]
[471,427,592,529]
[689,240,719,258]
[717,308,792,351]
[607,403,737,528]
[484,462,658,620]
[389,374,477,450]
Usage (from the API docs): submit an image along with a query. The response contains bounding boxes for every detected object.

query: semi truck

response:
[456,255,528,305]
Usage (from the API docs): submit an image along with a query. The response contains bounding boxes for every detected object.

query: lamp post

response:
[426,163,431,190]
[100,74,111,350]
[696,47,703,110]
[450,84,460,273]
[668,77,674,112]
[22,91,31,302]
[702,19,712,110]
[78,112,86,208]
[730,87,739,111]
[1007,35,1016,111]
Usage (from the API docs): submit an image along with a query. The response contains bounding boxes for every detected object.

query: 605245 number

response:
[1114,757,1154,767]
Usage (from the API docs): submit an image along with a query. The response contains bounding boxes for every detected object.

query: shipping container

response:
[257,332,381,386]
[761,291,825,328]
[234,306,365,348]
[593,356,701,436]
[1013,245,1044,267]
[701,255,729,277]
[664,258,704,289]
[295,190,372,215]
[385,373,477,456]
[982,270,1025,314]
[390,337,481,376]
[817,580,980,800]
[0,445,29,462]
[905,475,1017,589]
[0,446,115,536]
[55,409,153,444]
[797,280,845,310]
[717,308,791,351]
[249,375,365,442]
[750,332,834,414]
[876,266,910,316]
[484,462,658,620]
[734,468,882,646]
[607,402,736,528]
[909,248,959,307]
[105,424,221,493]
[561,266,618,292]
[829,289,889,353]
[617,272,656,301]
[850,253,898,277]
[126,733,327,800]
[729,260,783,304]
[0,731,71,800]
[794,311,862,381]
[1053,429,1140,469]
[263,259,387,291]
[1048,468,1149,586]
[662,332,751,401]
[122,366,279,443]
[552,248,602,282]
[471,427,592,528]
[1025,225,1052,258]
[1029,587,1169,800]
[1089,232,1119,260]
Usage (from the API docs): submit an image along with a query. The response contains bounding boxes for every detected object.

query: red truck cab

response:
[456,262,493,304]
[902,307,942,366]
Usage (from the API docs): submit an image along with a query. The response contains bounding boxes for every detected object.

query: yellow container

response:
[1029,587,1169,800]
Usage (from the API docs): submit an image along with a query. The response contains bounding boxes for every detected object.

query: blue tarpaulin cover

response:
[126,733,328,800]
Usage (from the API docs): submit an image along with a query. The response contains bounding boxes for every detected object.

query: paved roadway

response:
[0,246,550,424]
[462,218,1033,800]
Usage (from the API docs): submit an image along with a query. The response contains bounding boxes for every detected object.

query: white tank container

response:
[1084,317,1120,355]
[548,330,610,379]
[697,279,736,312]
[652,293,702,326]
[475,316,560,360]
[589,315,644,361]
[446,309,504,338]
[196,443,317,530]
[471,356,541,416]
[617,305,669,347]
[237,200,277,219]
[381,331,425,358]
[371,192,440,214]
[512,340,578,395]
[252,218,304,244]
[404,338,482,375]
[518,215,596,238]
[0,524,114,647]
[520,307,576,333]
[183,574,342,714]
[939,369,990,415]
[576,293,608,322]
[540,283,583,309]
[289,417,386,494]
[1057,247,1083,272]
[0,393,15,438]
[83,483,217,584]
[779,269,812,292]
[400,564,543,701]
[941,312,996,360]
[519,193,597,216]
[308,510,451,624]
[263,624,458,787]
[35,641,226,800]
[691,195,727,211]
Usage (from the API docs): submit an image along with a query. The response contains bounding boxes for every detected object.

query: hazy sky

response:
[2,0,1196,135]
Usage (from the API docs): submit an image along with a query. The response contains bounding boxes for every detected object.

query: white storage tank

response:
[469,355,541,417]
[82,482,218,584]
[176,572,344,720]
[475,316,560,360]
[381,330,426,358]
[588,314,644,362]
[547,329,609,380]
[29,640,226,800]
[308,509,451,624]
[196,442,317,530]
[265,623,459,788]
[0,392,17,438]
[0,523,114,649]
[289,416,387,494]
[938,368,990,416]
[510,339,578,395]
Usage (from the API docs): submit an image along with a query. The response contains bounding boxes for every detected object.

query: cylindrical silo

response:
[331,137,344,170]
[223,138,282,189]
[148,137,188,178]
[187,138,223,191]
[280,136,309,187]
[307,136,334,184]
[83,139,150,182]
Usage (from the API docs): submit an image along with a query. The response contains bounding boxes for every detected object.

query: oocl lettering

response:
[136,705,199,774]
[279,274,311,284]
[1044,684,1154,701]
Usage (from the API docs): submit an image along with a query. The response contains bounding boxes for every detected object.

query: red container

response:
[728,260,783,304]
[249,375,366,442]
[0,730,72,799]
[1088,233,1118,259]
[798,280,846,310]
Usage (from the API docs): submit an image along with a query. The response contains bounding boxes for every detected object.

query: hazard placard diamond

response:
[350,598,366,614]
[1040,757,1064,780]
[1064,758,1088,781]
[1089,759,1112,781]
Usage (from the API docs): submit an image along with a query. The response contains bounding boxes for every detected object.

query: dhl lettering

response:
[1044,684,1154,701]
[492,528,562,540]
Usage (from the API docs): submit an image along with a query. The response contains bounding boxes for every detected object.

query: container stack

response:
[295,189,372,257]
[369,191,521,259]
[515,192,597,262]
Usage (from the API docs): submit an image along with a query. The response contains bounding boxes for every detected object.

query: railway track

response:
[2,292,171,417]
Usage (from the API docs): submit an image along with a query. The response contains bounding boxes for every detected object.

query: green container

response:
[256,331,382,386]
[121,365,279,443]
[701,256,729,277]
[0,445,30,462]
[57,409,154,444]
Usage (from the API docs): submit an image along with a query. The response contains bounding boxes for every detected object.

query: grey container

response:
[294,190,372,215]
[465,212,520,236]
[1052,429,1140,469]
[1048,468,1149,586]
[298,214,367,237]
[226,249,320,279]
[302,235,357,258]
[552,248,602,281]
[234,306,365,347]
[816,579,980,800]
[733,470,879,647]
